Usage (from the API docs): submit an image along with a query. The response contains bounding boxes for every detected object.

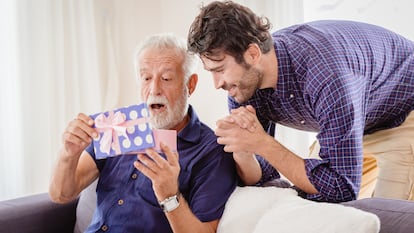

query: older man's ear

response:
[187,74,198,96]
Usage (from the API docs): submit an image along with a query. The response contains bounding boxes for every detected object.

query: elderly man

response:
[49,33,237,233]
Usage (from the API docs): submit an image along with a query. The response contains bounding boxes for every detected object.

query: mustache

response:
[146,95,169,106]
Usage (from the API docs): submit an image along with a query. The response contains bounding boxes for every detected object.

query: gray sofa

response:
[0,193,78,233]
[1,181,414,233]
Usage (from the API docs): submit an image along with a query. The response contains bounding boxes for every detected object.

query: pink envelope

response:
[129,129,177,154]
[152,129,177,152]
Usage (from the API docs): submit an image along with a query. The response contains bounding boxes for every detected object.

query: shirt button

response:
[131,173,138,179]
[300,120,305,124]
[289,93,294,98]
[101,224,108,231]
[118,199,124,205]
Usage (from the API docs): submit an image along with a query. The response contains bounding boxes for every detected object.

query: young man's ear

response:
[243,43,261,65]
[187,74,198,96]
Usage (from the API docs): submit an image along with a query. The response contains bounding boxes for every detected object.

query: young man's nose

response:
[213,75,225,90]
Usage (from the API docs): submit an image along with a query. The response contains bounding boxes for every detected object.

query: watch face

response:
[164,197,179,211]
[160,195,180,212]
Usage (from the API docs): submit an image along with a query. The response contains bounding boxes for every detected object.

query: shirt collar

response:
[177,105,201,143]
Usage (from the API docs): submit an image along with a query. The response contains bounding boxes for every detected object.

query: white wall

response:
[4,0,413,200]
[303,0,414,40]
[3,0,307,200]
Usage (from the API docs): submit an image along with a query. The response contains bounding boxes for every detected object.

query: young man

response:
[188,0,414,202]
[49,33,237,232]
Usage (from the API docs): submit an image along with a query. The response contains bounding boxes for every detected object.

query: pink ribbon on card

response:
[95,110,148,155]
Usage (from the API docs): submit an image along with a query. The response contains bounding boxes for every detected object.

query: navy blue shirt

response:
[85,105,237,232]
[229,20,414,202]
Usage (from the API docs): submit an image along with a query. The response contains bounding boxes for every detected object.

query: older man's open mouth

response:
[149,103,166,114]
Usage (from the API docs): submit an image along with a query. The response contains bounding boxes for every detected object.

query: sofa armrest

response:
[0,193,78,233]
[343,197,414,233]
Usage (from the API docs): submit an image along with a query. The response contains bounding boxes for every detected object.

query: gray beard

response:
[149,88,188,130]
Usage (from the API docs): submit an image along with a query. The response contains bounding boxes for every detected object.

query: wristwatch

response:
[159,193,180,212]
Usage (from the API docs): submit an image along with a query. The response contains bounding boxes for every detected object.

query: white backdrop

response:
[0,0,307,200]
[2,0,413,200]
[304,0,414,40]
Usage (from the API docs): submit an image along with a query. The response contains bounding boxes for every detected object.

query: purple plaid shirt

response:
[229,20,414,202]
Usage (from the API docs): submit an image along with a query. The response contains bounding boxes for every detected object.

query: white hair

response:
[134,33,199,83]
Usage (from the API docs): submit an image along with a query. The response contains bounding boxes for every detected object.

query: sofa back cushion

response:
[217,186,380,233]
[74,180,97,233]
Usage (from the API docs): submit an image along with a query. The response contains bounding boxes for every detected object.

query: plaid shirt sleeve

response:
[228,95,281,185]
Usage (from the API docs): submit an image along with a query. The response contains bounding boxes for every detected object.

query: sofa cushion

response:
[74,180,97,233]
[343,197,414,233]
[217,186,380,233]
